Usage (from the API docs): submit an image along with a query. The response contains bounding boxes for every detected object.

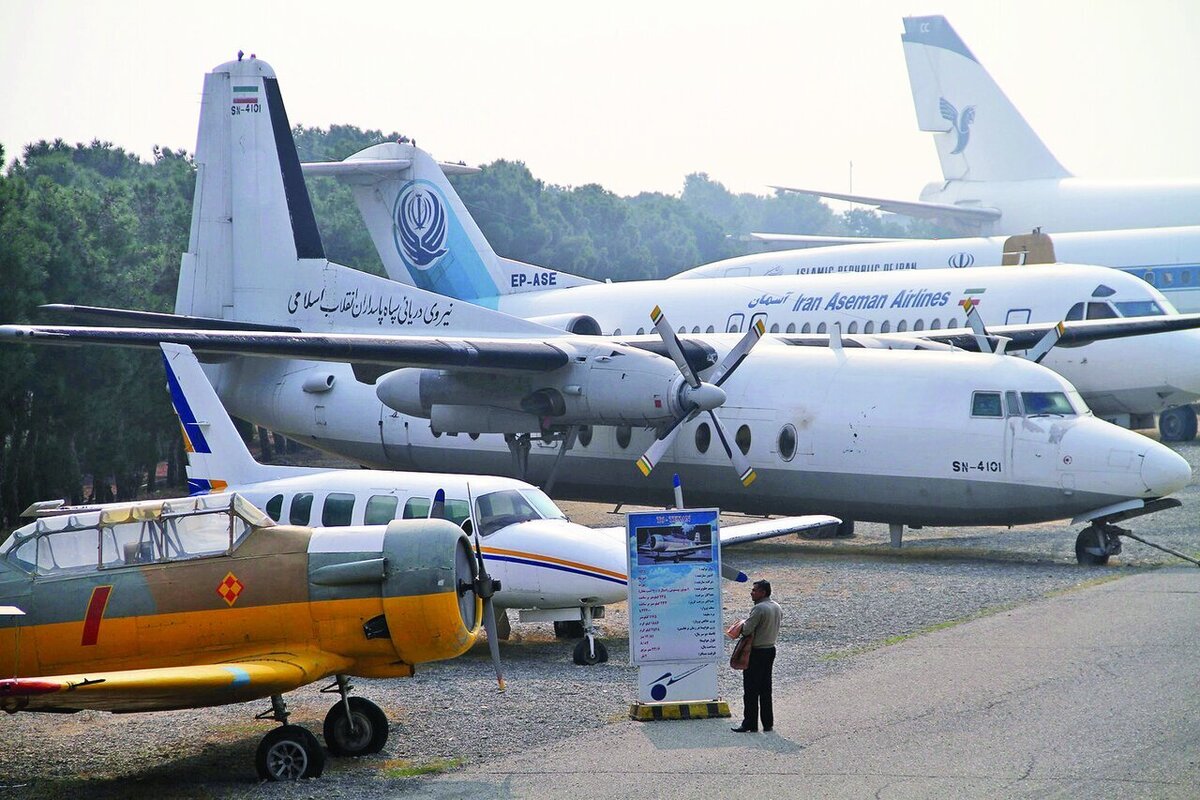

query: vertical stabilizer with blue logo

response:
[161,343,300,493]
[901,15,1071,183]
[302,142,597,305]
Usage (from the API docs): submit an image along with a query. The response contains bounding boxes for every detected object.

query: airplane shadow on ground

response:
[636,716,805,756]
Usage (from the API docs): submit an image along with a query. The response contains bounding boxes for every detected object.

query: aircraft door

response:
[725,313,745,333]
[379,406,415,469]
[1005,392,1056,485]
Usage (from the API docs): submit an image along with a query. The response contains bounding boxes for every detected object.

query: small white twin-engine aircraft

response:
[159,342,838,664]
[3,56,1195,566]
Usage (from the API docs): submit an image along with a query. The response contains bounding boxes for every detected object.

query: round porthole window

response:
[778,424,797,462]
[615,426,632,449]
[736,424,752,456]
[695,422,711,454]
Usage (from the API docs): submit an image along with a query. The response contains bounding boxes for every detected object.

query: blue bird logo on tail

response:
[394,181,448,270]
[939,97,976,154]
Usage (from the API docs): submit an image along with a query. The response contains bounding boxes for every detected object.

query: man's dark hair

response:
[753,579,772,596]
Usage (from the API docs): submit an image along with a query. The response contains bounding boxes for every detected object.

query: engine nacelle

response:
[374,342,693,430]
[525,313,603,336]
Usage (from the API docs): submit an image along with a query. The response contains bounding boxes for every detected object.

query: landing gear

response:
[1158,406,1197,442]
[256,725,325,781]
[1075,524,1124,565]
[555,620,585,639]
[320,674,389,756]
[836,519,855,538]
[323,697,389,756]
[571,606,609,665]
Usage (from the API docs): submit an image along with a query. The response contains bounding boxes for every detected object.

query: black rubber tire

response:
[836,519,856,538]
[1159,406,1198,442]
[554,620,585,639]
[255,725,325,781]
[323,697,390,756]
[1075,527,1110,566]
[573,638,609,665]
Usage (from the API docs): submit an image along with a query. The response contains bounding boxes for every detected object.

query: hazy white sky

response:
[3,0,1198,200]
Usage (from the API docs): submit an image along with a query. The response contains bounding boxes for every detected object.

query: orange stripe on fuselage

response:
[479,546,626,581]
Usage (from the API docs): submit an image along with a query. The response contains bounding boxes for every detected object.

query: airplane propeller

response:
[964,303,1063,363]
[636,306,765,486]
[437,488,505,691]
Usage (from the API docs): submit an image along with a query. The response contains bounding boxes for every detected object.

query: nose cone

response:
[1141,444,1191,496]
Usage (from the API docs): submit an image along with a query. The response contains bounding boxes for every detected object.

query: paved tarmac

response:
[407,566,1200,799]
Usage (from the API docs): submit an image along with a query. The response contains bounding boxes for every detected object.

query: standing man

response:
[732,579,781,733]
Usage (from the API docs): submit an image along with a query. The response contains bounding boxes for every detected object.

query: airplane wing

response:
[746,232,904,247]
[779,314,1200,353]
[598,515,840,546]
[0,650,352,713]
[0,325,572,373]
[769,185,1002,224]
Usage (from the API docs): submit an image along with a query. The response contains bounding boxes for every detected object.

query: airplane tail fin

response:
[901,15,1071,182]
[303,142,597,304]
[161,342,277,492]
[174,57,569,338]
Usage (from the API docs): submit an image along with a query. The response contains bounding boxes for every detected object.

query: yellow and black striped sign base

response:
[629,701,730,721]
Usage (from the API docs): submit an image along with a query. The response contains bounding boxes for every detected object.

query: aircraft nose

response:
[1141,444,1191,496]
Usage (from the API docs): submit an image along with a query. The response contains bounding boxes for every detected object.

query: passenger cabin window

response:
[786,323,796,334]
[1022,391,1076,416]
[801,323,812,334]
[322,493,355,526]
[365,495,399,524]
[847,322,858,334]
[971,391,1004,418]
[290,493,313,525]
[896,321,908,333]
[863,321,875,334]
[403,497,431,519]
[816,322,827,334]
[265,494,283,522]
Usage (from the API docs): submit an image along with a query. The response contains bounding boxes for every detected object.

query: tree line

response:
[0,126,948,531]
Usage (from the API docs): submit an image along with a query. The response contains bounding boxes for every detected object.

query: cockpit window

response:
[971,391,1003,418]
[519,489,566,521]
[1021,391,1076,416]
[1086,303,1118,320]
[1065,303,1085,321]
[475,489,550,536]
[1114,300,1166,317]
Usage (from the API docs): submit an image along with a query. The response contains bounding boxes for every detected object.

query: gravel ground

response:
[3,441,1198,799]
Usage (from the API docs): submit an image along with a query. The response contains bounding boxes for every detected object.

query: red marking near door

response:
[81,585,113,646]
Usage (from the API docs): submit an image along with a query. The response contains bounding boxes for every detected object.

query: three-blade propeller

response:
[438,488,505,691]
[965,302,1063,363]
[636,306,765,487]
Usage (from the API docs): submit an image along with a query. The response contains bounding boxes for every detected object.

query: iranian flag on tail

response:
[232,84,259,104]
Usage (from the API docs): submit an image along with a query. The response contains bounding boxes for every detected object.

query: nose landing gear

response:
[1074,523,1124,565]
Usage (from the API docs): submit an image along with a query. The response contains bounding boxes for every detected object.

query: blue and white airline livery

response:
[4,56,1196,566]
[159,342,838,664]
[766,15,1200,237]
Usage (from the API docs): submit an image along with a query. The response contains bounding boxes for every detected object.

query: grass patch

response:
[381,757,464,778]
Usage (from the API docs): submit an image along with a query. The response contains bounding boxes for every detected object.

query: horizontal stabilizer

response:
[746,232,903,247]
[770,185,1001,224]
[302,158,481,180]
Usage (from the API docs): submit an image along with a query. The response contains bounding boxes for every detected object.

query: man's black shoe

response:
[731,725,757,733]
[762,726,773,732]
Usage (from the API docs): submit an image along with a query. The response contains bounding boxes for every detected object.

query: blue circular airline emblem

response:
[393,180,449,270]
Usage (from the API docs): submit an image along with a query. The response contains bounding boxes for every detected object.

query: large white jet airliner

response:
[769,15,1200,237]
[159,343,837,664]
[311,139,1200,444]
[4,56,1194,565]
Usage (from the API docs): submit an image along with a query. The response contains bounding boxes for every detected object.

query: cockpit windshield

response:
[475,489,566,537]
[1114,300,1166,317]
[1021,391,1077,416]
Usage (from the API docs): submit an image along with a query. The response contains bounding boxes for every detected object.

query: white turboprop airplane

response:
[159,341,840,664]
[306,139,1200,443]
[767,15,1200,237]
[5,56,1195,566]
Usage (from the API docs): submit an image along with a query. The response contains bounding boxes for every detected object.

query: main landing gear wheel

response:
[256,724,325,781]
[1075,525,1123,566]
[573,638,609,665]
[323,697,390,757]
[1158,406,1198,442]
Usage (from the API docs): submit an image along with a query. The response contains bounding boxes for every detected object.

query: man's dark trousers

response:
[742,646,776,730]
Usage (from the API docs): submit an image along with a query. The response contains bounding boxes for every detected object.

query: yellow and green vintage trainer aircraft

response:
[0,493,496,780]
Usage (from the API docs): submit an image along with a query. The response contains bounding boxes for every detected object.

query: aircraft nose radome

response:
[1141,445,1191,496]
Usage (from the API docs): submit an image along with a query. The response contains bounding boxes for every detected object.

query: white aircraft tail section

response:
[161,343,299,492]
[306,142,597,304]
[174,56,565,338]
[901,15,1071,183]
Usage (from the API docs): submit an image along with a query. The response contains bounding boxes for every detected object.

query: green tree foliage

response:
[0,129,927,532]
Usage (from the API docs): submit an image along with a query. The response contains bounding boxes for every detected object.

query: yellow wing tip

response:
[650,305,663,322]
[636,458,653,477]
